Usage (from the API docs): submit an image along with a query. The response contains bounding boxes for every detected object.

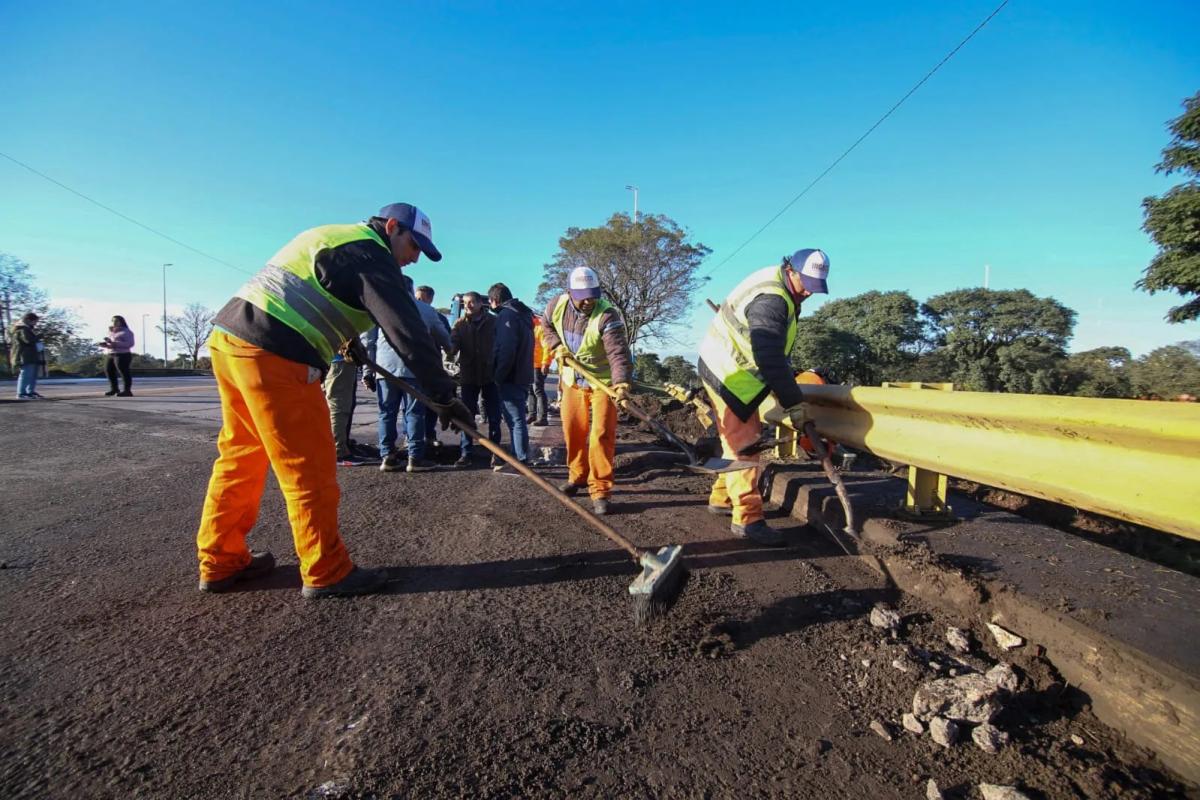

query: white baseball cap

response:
[788,248,830,294]
[568,266,602,301]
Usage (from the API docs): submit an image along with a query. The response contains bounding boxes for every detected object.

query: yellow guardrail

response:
[799,385,1200,540]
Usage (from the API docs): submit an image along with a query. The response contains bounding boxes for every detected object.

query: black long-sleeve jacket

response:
[212,219,455,402]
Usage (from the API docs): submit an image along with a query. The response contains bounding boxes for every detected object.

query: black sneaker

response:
[558,480,583,496]
[301,566,390,599]
[199,551,276,593]
[117,390,132,397]
[379,452,405,473]
[104,389,119,397]
[407,457,437,473]
[731,521,785,547]
[454,454,472,469]
[532,418,549,427]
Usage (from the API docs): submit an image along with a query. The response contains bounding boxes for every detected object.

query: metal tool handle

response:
[346,341,644,562]
[803,420,857,534]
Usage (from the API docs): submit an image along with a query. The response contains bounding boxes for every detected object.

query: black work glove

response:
[429,397,473,431]
[362,372,377,392]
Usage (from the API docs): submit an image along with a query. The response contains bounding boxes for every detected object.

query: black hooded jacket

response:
[492,299,534,387]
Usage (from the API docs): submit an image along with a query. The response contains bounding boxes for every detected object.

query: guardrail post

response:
[882,382,957,521]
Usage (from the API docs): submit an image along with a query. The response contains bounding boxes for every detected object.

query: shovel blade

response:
[688,457,761,474]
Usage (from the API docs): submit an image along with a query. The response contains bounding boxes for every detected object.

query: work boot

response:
[117,390,133,397]
[592,498,609,516]
[379,451,405,473]
[707,504,733,516]
[301,566,390,599]
[557,480,583,496]
[407,457,437,473]
[731,520,785,547]
[199,551,276,593]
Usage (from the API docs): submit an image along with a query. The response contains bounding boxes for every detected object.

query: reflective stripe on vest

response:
[698,265,797,407]
[235,224,379,363]
[551,294,613,386]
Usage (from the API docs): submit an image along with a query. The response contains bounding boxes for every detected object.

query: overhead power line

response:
[702,0,1010,278]
[0,150,254,276]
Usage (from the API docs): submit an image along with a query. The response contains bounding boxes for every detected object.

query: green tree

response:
[536,212,711,348]
[811,290,929,385]
[922,288,1076,392]
[1130,344,1200,398]
[661,355,700,388]
[634,352,666,384]
[1138,91,1200,322]
[791,318,872,385]
[1063,346,1133,398]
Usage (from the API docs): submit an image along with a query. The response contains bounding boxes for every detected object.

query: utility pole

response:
[625,185,639,224]
[141,314,150,356]
[162,263,173,366]
[984,263,990,289]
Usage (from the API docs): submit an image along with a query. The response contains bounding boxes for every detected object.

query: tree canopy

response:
[922,288,1075,392]
[161,303,216,363]
[536,212,710,348]
[1139,91,1200,322]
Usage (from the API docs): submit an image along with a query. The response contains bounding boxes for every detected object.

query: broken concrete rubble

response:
[972,723,1009,754]
[912,673,1001,724]
[869,603,902,631]
[929,716,960,748]
[902,712,925,734]
[978,784,1032,800]
[985,662,1020,692]
[946,626,972,653]
[986,622,1024,650]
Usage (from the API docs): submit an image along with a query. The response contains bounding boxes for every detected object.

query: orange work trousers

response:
[560,382,618,499]
[196,331,353,588]
[705,386,764,526]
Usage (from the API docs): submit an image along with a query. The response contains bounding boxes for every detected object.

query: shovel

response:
[342,340,685,622]
[559,354,757,475]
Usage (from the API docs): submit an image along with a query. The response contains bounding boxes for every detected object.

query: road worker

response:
[541,266,634,515]
[197,203,468,598]
[527,313,552,427]
[697,249,831,545]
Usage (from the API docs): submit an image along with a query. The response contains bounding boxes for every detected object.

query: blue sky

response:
[2,0,1197,359]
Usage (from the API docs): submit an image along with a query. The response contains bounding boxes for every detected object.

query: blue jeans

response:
[16,364,38,397]
[403,389,434,461]
[376,379,405,457]
[498,382,530,463]
[460,382,502,456]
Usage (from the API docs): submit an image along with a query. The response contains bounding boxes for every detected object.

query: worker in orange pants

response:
[196,203,467,598]
[705,391,765,528]
[197,331,352,588]
[541,266,634,516]
[559,378,619,501]
[698,248,833,546]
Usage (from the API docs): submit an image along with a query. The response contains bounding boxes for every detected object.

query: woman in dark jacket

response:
[10,312,43,399]
[101,315,136,396]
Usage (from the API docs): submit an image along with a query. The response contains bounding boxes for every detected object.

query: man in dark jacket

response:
[10,312,44,400]
[448,291,501,467]
[489,282,534,468]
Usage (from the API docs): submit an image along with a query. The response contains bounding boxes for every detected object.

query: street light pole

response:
[141,314,149,355]
[162,263,173,366]
[625,185,639,224]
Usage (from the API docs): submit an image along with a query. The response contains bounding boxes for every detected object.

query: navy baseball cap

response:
[377,203,442,262]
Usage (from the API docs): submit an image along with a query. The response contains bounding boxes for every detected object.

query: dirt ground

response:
[0,398,1193,799]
